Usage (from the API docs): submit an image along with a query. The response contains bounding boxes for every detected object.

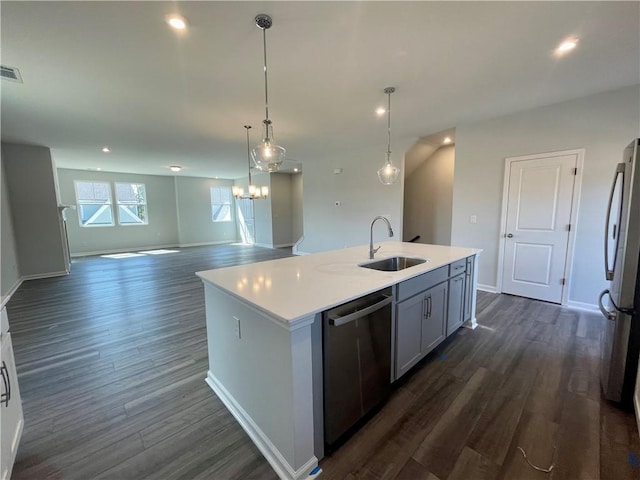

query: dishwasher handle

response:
[328,295,392,327]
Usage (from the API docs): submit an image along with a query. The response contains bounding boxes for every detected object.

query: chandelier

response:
[232,125,269,200]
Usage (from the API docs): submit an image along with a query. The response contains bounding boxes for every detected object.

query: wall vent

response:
[1,65,23,83]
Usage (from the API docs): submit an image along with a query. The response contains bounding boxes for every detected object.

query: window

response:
[115,183,148,225]
[75,181,114,227]
[211,186,232,222]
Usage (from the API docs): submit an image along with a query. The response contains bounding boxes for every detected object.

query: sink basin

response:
[359,256,427,272]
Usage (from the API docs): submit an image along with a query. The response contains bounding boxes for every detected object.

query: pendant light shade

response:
[377,87,400,185]
[252,14,285,172]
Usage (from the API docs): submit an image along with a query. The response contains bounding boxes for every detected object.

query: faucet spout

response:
[369,216,394,259]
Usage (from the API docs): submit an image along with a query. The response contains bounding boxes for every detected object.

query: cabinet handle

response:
[424,295,432,319]
[0,361,10,407]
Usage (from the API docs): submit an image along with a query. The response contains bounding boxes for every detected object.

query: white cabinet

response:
[1,308,23,480]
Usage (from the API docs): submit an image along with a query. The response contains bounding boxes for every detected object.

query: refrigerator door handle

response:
[599,290,617,321]
[604,163,626,281]
[599,289,636,321]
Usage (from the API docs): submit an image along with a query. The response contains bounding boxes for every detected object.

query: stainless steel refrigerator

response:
[599,138,640,407]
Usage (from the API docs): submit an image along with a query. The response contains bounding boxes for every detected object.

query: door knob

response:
[506,233,514,238]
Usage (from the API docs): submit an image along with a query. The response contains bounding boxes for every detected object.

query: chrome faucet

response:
[369,216,394,259]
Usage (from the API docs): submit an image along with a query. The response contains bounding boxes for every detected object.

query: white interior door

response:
[501,153,578,303]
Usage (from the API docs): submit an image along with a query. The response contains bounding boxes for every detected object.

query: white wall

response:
[299,142,406,254]
[251,172,274,247]
[175,176,237,246]
[403,145,454,245]
[57,169,180,255]
[271,173,293,247]
[291,173,304,242]
[1,156,20,300]
[452,84,640,305]
[2,143,67,277]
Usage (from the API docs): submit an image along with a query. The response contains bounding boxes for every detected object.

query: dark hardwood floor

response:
[6,244,640,479]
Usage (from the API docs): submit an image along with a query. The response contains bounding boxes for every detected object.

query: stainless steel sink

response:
[359,256,427,272]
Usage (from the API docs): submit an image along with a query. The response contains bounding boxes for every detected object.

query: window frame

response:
[74,180,115,228]
[210,186,233,223]
[114,182,149,226]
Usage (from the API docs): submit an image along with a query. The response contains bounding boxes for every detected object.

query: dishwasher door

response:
[323,288,393,448]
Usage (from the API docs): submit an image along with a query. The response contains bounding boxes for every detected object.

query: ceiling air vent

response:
[1,65,23,83]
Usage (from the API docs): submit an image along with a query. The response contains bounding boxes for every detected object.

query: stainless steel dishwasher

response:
[323,288,393,448]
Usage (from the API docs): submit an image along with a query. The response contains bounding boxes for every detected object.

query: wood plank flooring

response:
[6,244,640,479]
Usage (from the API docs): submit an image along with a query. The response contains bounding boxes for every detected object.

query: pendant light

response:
[233,126,269,200]
[251,14,286,173]
[377,87,400,185]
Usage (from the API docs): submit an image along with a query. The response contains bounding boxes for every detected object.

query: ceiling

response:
[1,1,639,179]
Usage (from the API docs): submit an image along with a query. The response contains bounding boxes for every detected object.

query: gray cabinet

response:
[421,282,448,353]
[395,274,448,380]
[394,256,477,381]
[396,293,425,377]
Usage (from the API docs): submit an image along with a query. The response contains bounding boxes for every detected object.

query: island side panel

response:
[463,253,480,330]
[202,282,317,479]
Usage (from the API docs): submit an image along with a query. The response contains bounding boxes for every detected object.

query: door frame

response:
[496,148,585,306]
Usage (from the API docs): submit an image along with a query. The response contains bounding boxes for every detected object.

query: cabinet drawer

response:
[449,259,467,276]
[397,266,448,302]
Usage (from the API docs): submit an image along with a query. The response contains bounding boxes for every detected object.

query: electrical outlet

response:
[233,316,241,339]
[470,215,477,224]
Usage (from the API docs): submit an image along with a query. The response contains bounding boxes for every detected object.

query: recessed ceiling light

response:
[169,165,182,172]
[101,147,110,153]
[166,14,187,31]
[97,167,102,171]
[443,137,452,144]
[294,168,299,172]
[375,107,386,116]
[555,38,578,55]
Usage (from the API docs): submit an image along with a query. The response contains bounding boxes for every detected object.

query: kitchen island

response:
[197,242,481,480]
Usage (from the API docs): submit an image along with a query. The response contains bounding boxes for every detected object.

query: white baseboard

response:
[1,278,23,309]
[177,240,233,248]
[477,284,498,293]
[205,371,318,480]
[71,244,179,257]
[253,242,274,249]
[21,270,69,281]
[566,300,599,311]
[273,243,294,248]
[292,236,305,256]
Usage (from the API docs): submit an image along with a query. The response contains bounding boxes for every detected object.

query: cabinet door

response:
[421,282,448,355]
[447,274,465,335]
[463,257,474,322]
[1,332,23,480]
[395,294,425,379]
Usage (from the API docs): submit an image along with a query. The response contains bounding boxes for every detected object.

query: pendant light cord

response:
[262,27,270,123]
[386,90,392,162]
[245,125,253,184]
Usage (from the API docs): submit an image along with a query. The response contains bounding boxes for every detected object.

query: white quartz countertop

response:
[196,242,481,324]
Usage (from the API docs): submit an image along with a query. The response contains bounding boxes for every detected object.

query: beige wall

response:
[1,156,20,300]
[452,84,640,306]
[2,143,67,278]
[403,145,454,245]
